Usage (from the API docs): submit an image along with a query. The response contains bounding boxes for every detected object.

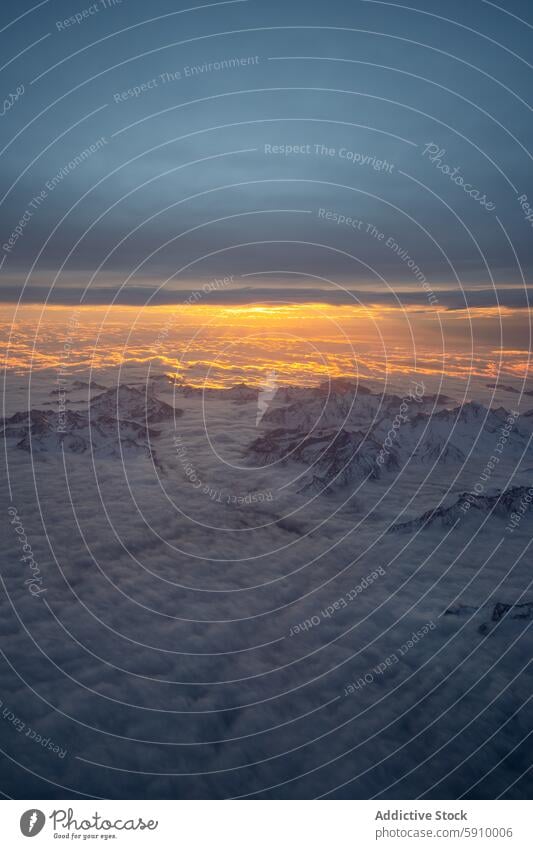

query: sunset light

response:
[1,0,532,823]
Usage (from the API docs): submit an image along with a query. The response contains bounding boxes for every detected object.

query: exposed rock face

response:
[445,601,533,634]
[71,379,107,390]
[389,486,533,533]
[244,383,531,495]
[89,384,180,423]
[297,430,398,494]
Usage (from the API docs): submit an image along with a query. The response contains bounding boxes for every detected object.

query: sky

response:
[0,0,532,312]
[2,1,533,803]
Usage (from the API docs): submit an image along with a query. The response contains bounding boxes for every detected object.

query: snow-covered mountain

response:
[1,406,159,460]
[390,485,533,533]
[245,385,533,494]
[1,383,182,463]
[71,379,107,391]
[3,371,533,801]
[248,426,398,492]
[174,381,259,401]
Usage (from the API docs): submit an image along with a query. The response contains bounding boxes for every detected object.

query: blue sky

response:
[0,0,532,304]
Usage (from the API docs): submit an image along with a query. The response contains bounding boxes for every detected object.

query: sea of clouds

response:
[1,369,533,799]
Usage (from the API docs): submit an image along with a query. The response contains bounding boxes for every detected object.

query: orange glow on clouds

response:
[1,302,531,387]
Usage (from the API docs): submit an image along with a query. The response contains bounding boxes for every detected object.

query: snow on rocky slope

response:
[1,383,182,462]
